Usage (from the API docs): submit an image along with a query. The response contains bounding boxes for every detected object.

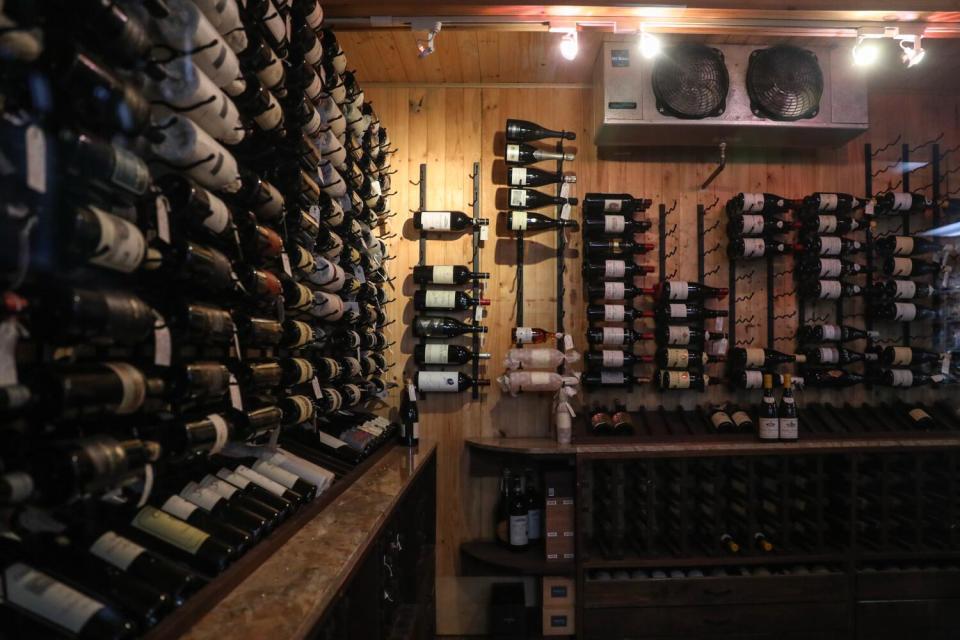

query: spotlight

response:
[852,37,880,67]
[559,31,579,61]
[639,30,661,59]
[900,35,925,67]
[415,21,442,58]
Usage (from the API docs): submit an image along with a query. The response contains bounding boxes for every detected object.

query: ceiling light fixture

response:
[559,30,579,61]
[414,20,442,58]
[851,36,880,67]
[639,28,661,59]
[899,34,925,67]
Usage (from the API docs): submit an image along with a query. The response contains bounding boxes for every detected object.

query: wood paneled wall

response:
[368,81,960,634]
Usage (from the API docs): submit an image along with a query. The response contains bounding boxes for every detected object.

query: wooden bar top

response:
[180,442,436,640]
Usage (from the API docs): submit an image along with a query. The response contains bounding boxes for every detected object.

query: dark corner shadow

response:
[400,216,419,241]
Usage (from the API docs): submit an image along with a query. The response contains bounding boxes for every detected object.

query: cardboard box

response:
[545,498,575,533]
[545,530,575,562]
[543,605,575,636]
[542,576,575,607]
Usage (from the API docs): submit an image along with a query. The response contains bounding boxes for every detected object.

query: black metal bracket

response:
[902,143,912,348]
[471,161,482,399]
[864,143,875,340]
[556,141,567,363]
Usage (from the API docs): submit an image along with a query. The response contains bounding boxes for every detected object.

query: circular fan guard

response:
[746,45,823,121]
[652,44,729,120]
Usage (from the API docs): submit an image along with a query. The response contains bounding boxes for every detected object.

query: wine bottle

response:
[654,303,728,323]
[506,211,578,232]
[656,370,716,391]
[126,505,235,574]
[798,256,868,279]
[730,406,754,433]
[507,166,576,188]
[234,314,283,347]
[586,282,654,302]
[66,206,148,273]
[802,369,866,388]
[875,235,941,256]
[504,143,574,166]
[883,256,941,278]
[59,130,150,205]
[875,191,930,215]
[757,374,779,441]
[143,241,238,297]
[880,346,953,367]
[581,371,650,388]
[582,215,651,237]
[415,371,490,393]
[27,287,155,346]
[869,301,938,322]
[413,210,487,233]
[413,290,490,311]
[708,406,734,433]
[399,386,419,446]
[412,265,489,285]
[869,279,935,300]
[59,49,152,138]
[729,347,802,369]
[778,374,798,441]
[583,350,652,368]
[506,474,528,551]
[413,316,487,338]
[727,192,794,215]
[505,119,575,142]
[794,214,861,234]
[654,347,722,369]
[802,192,864,213]
[158,494,254,552]
[585,239,655,257]
[800,346,874,366]
[727,237,789,259]
[581,193,652,216]
[733,370,803,390]
[878,369,944,388]
[581,260,655,280]
[797,324,878,343]
[653,280,728,302]
[28,364,165,421]
[414,344,490,366]
[511,327,557,345]
[906,406,935,429]
[586,327,654,347]
[799,279,863,300]
[214,467,295,519]
[794,236,863,256]
[508,188,577,210]
[586,304,651,323]
[654,325,726,346]
[727,214,787,236]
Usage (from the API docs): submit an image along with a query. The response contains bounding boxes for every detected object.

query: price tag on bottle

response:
[407,383,417,402]
[24,125,45,194]
[712,317,725,332]
[563,333,574,352]
[942,265,953,290]
[136,464,155,508]
[311,376,323,399]
[155,195,171,244]
[280,250,293,277]
[560,203,572,220]
[864,199,875,216]
[268,427,281,449]
[353,265,366,283]
[228,373,243,411]
[479,225,489,242]
[942,352,953,376]
[474,305,483,321]
[232,328,243,361]
[0,318,22,386]
[560,182,572,199]
[153,314,171,367]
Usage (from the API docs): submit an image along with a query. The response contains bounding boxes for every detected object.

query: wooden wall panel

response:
[364,77,960,634]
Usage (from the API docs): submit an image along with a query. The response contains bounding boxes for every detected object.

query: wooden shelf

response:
[465,437,576,456]
[460,540,575,576]
[581,551,848,570]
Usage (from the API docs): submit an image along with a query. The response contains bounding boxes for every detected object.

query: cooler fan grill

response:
[746,45,823,121]
[651,44,729,120]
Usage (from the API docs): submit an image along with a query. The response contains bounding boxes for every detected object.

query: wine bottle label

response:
[820,324,841,341]
[741,193,764,212]
[818,215,838,233]
[818,193,839,211]
[604,260,625,278]
[819,280,842,299]
[744,348,766,367]
[665,371,691,389]
[252,460,301,489]
[287,395,314,422]
[527,508,542,539]
[3,563,105,633]
[819,258,842,277]
[527,372,555,387]
[102,362,146,415]
[509,168,527,185]
[711,411,732,429]
[505,145,520,162]
[602,350,624,367]
[667,326,690,345]
[303,37,323,66]
[417,371,459,392]
[304,70,324,101]
[600,371,624,385]
[668,303,687,319]
[667,281,690,300]
[909,408,932,422]
[741,215,765,235]
[89,532,146,571]
[893,237,915,255]
[111,146,150,195]
[818,347,839,363]
[510,212,528,231]
[742,238,766,258]
[303,108,324,138]
[892,192,914,211]
[418,211,451,230]
[424,344,450,364]
[528,349,556,368]
[514,327,534,343]
[893,280,917,299]
[604,215,626,233]
[161,495,199,521]
[601,327,625,345]
[890,347,913,366]
[603,282,625,300]
[132,506,209,555]
[604,305,625,322]
[666,348,689,368]
[289,359,314,385]
[893,303,917,321]
[743,370,763,389]
[199,475,238,500]
[254,91,283,131]
[890,369,914,387]
[603,199,622,212]
[216,468,250,491]
[509,190,527,207]
[201,190,232,234]
[890,257,913,276]
[779,417,798,439]
[731,411,752,427]
[235,465,288,497]
[818,237,842,255]
[88,207,146,272]
[432,266,455,284]
[509,514,528,546]
[425,290,456,308]
[180,482,223,511]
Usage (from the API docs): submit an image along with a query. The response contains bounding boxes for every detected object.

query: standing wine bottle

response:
[727,192,794,215]
[413,290,490,311]
[581,193,652,216]
[880,346,953,367]
[869,279,935,300]
[507,475,529,552]
[797,324,878,343]
[412,265,489,285]
[802,192,864,213]
[778,374,798,441]
[504,143,574,166]
[794,236,863,256]
[758,374,779,441]
[413,210,487,233]
[507,166,576,188]
[878,369,945,388]
[581,260,655,280]
[795,215,861,234]
[415,371,490,393]
[799,279,863,300]
[585,239,655,256]
[585,327,654,347]
[730,347,802,369]
[654,303,728,323]
[875,191,930,215]
[727,237,790,259]
[875,235,941,256]
[655,325,726,346]
[728,214,787,236]
[399,386,419,447]
[414,344,490,366]
[869,301,938,322]
[508,188,577,210]
[507,211,578,232]
[656,370,717,391]
[883,256,941,278]
[413,316,487,338]
[800,346,873,366]
[653,280,728,302]
[505,119,575,142]
[582,215,652,237]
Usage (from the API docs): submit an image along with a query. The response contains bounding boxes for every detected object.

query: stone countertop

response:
[181,442,436,640]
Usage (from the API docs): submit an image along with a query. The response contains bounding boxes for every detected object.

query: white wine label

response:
[132,506,209,555]
[514,327,534,343]
[711,411,732,429]
[509,514,528,546]
[779,417,798,439]
[604,305,625,322]
[818,236,842,255]
[742,238,766,258]
[668,303,687,319]
[424,344,449,364]
[821,324,841,341]
[818,193,839,211]
[741,215,765,235]
[741,193,764,212]
[603,199,622,212]
[604,215,626,233]
[819,280,842,299]
[112,147,150,195]
[894,303,917,322]
[291,359,313,384]
[665,371,691,389]
[25,125,45,193]
[160,495,198,521]
[228,373,243,411]
[288,395,314,423]
[510,168,527,185]
[154,317,171,367]
[424,290,456,309]
[820,258,842,277]
[601,350,624,367]
[154,195,170,243]
[216,469,250,490]
[510,212,529,231]
[818,347,839,363]
[667,325,691,345]
[528,349,555,368]
[892,192,914,211]
[731,411,752,427]
[180,482,222,511]
[89,207,146,273]
[600,370,624,385]
[418,211,452,231]
[893,280,917,299]
[604,260,626,278]
[505,145,520,162]
[235,465,288,497]
[432,265,455,284]
[666,348,689,368]
[667,281,690,300]
[604,282,625,300]
[417,371,459,392]
[891,257,913,276]
[818,215,838,233]
[199,475,238,500]
[744,348,767,367]
[890,369,914,387]
[909,408,932,423]
[255,92,284,131]
[527,372,555,387]
[601,327,625,345]
[758,416,779,439]
[4,563,104,633]
[89,532,145,571]
[252,460,301,489]
[205,413,229,455]
[890,347,913,366]
[103,362,146,415]
[893,237,915,255]
[509,190,527,207]
[743,370,763,389]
